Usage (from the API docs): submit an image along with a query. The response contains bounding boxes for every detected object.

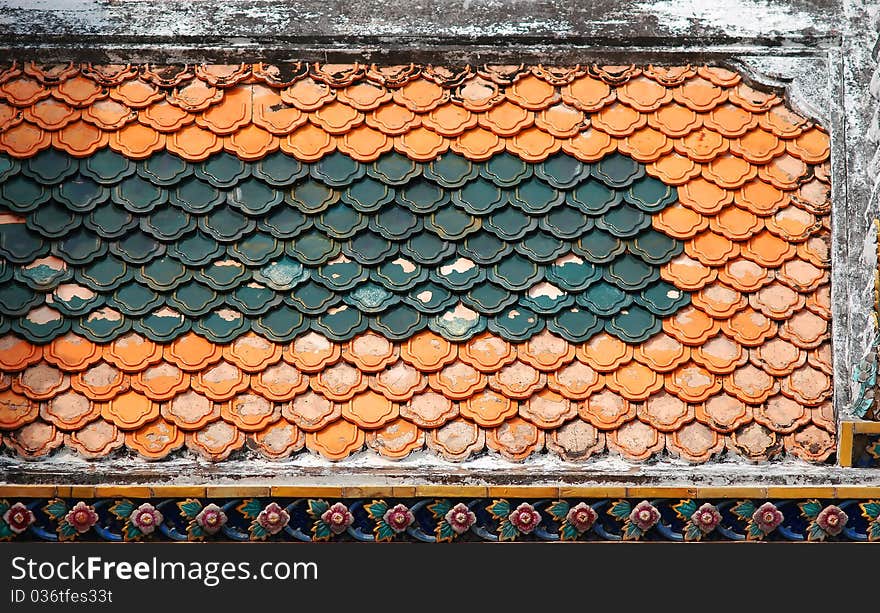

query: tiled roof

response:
[0,63,832,464]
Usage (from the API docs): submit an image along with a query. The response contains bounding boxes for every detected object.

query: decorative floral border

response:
[1,497,879,542]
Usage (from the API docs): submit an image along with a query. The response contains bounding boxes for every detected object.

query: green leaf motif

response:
[188,523,205,541]
[365,500,389,521]
[428,499,452,519]
[672,499,697,521]
[436,520,456,543]
[58,521,79,540]
[238,498,263,520]
[312,520,332,541]
[560,522,579,541]
[307,499,329,519]
[110,499,135,520]
[747,522,765,541]
[124,523,143,541]
[498,519,519,541]
[487,499,511,520]
[44,499,68,520]
[178,499,203,519]
[622,521,643,541]
[798,500,822,520]
[869,521,880,542]
[250,523,268,541]
[547,500,570,521]
[731,500,756,521]
[684,522,704,542]
[861,501,880,520]
[0,500,9,515]
[608,499,631,520]
[375,521,397,542]
[807,522,827,542]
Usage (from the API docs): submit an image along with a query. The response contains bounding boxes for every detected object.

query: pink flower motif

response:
[752,502,784,534]
[321,502,354,535]
[508,502,541,534]
[131,503,163,535]
[257,502,290,535]
[691,503,722,533]
[383,504,414,533]
[64,501,98,534]
[816,505,848,536]
[3,502,35,534]
[195,503,228,535]
[444,503,476,535]
[629,500,661,532]
[566,502,598,533]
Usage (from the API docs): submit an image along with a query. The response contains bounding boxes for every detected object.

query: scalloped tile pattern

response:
[0,63,832,465]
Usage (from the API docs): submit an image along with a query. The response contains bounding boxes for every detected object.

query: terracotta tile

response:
[108,122,165,159]
[616,75,673,111]
[691,334,747,374]
[486,416,543,461]
[252,85,307,134]
[188,361,247,401]
[368,361,423,401]
[81,98,135,130]
[14,363,67,400]
[779,309,829,349]
[0,122,51,157]
[506,74,559,109]
[673,76,727,111]
[139,99,194,132]
[166,123,223,161]
[366,418,424,459]
[547,360,604,399]
[224,125,280,161]
[724,363,778,403]
[662,306,721,345]
[783,425,834,463]
[757,154,808,189]
[720,308,777,346]
[561,75,615,111]
[728,82,780,113]
[249,362,308,401]
[591,102,647,136]
[284,331,342,372]
[109,79,163,108]
[125,418,184,460]
[52,120,109,157]
[395,126,450,161]
[0,101,22,131]
[40,390,100,430]
[677,177,732,215]
[695,392,752,433]
[393,79,448,112]
[618,126,672,162]
[519,389,576,428]
[0,389,38,429]
[666,421,724,463]
[652,203,708,239]
[535,102,586,137]
[194,64,251,88]
[336,82,392,110]
[507,126,561,161]
[399,390,457,428]
[41,334,99,372]
[780,365,831,406]
[428,361,486,400]
[162,390,220,430]
[426,418,485,461]
[341,390,398,429]
[546,418,605,460]
[709,206,763,240]
[665,363,721,402]
[478,100,534,136]
[702,154,757,189]
[459,333,515,372]
[98,389,158,430]
[808,343,833,376]
[703,102,757,137]
[221,392,280,431]
[717,260,771,294]
[647,102,701,137]
[247,419,304,460]
[337,125,392,161]
[793,178,831,215]
[644,65,696,86]
[65,418,124,458]
[579,389,635,430]
[514,330,574,371]
[748,282,805,319]
[420,103,475,136]
[0,76,49,106]
[805,284,831,319]
[186,420,245,461]
[169,79,223,112]
[691,283,748,319]
[750,338,806,376]
[607,419,664,460]
[810,399,834,431]
[281,77,335,111]
[343,332,398,372]
[105,334,162,372]
[758,104,810,138]
[736,179,789,215]
[766,206,819,242]
[23,98,79,130]
[453,76,504,112]
[220,334,281,373]
[647,151,701,185]
[674,128,728,162]
[561,128,616,162]
[637,390,694,431]
[754,394,810,433]
[728,422,781,461]
[280,123,336,160]
[631,333,689,372]
[400,331,456,372]
[72,363,127,400]
[311,361,367,401]
[5,420,63,457]
[729,127,785,164]
[686,230,739,266]
[606,361,663,400]
[282,390,341,432]
[305,418,364,460]
[776,259,827,293]
[577,333,633,371]
[310,100,364,135]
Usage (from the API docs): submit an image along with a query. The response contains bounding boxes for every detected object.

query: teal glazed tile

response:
[0,148,691,344]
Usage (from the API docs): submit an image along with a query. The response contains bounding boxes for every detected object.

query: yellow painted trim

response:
[3,484,880,499]
[854,421,880,434]
[839,421,855,468]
